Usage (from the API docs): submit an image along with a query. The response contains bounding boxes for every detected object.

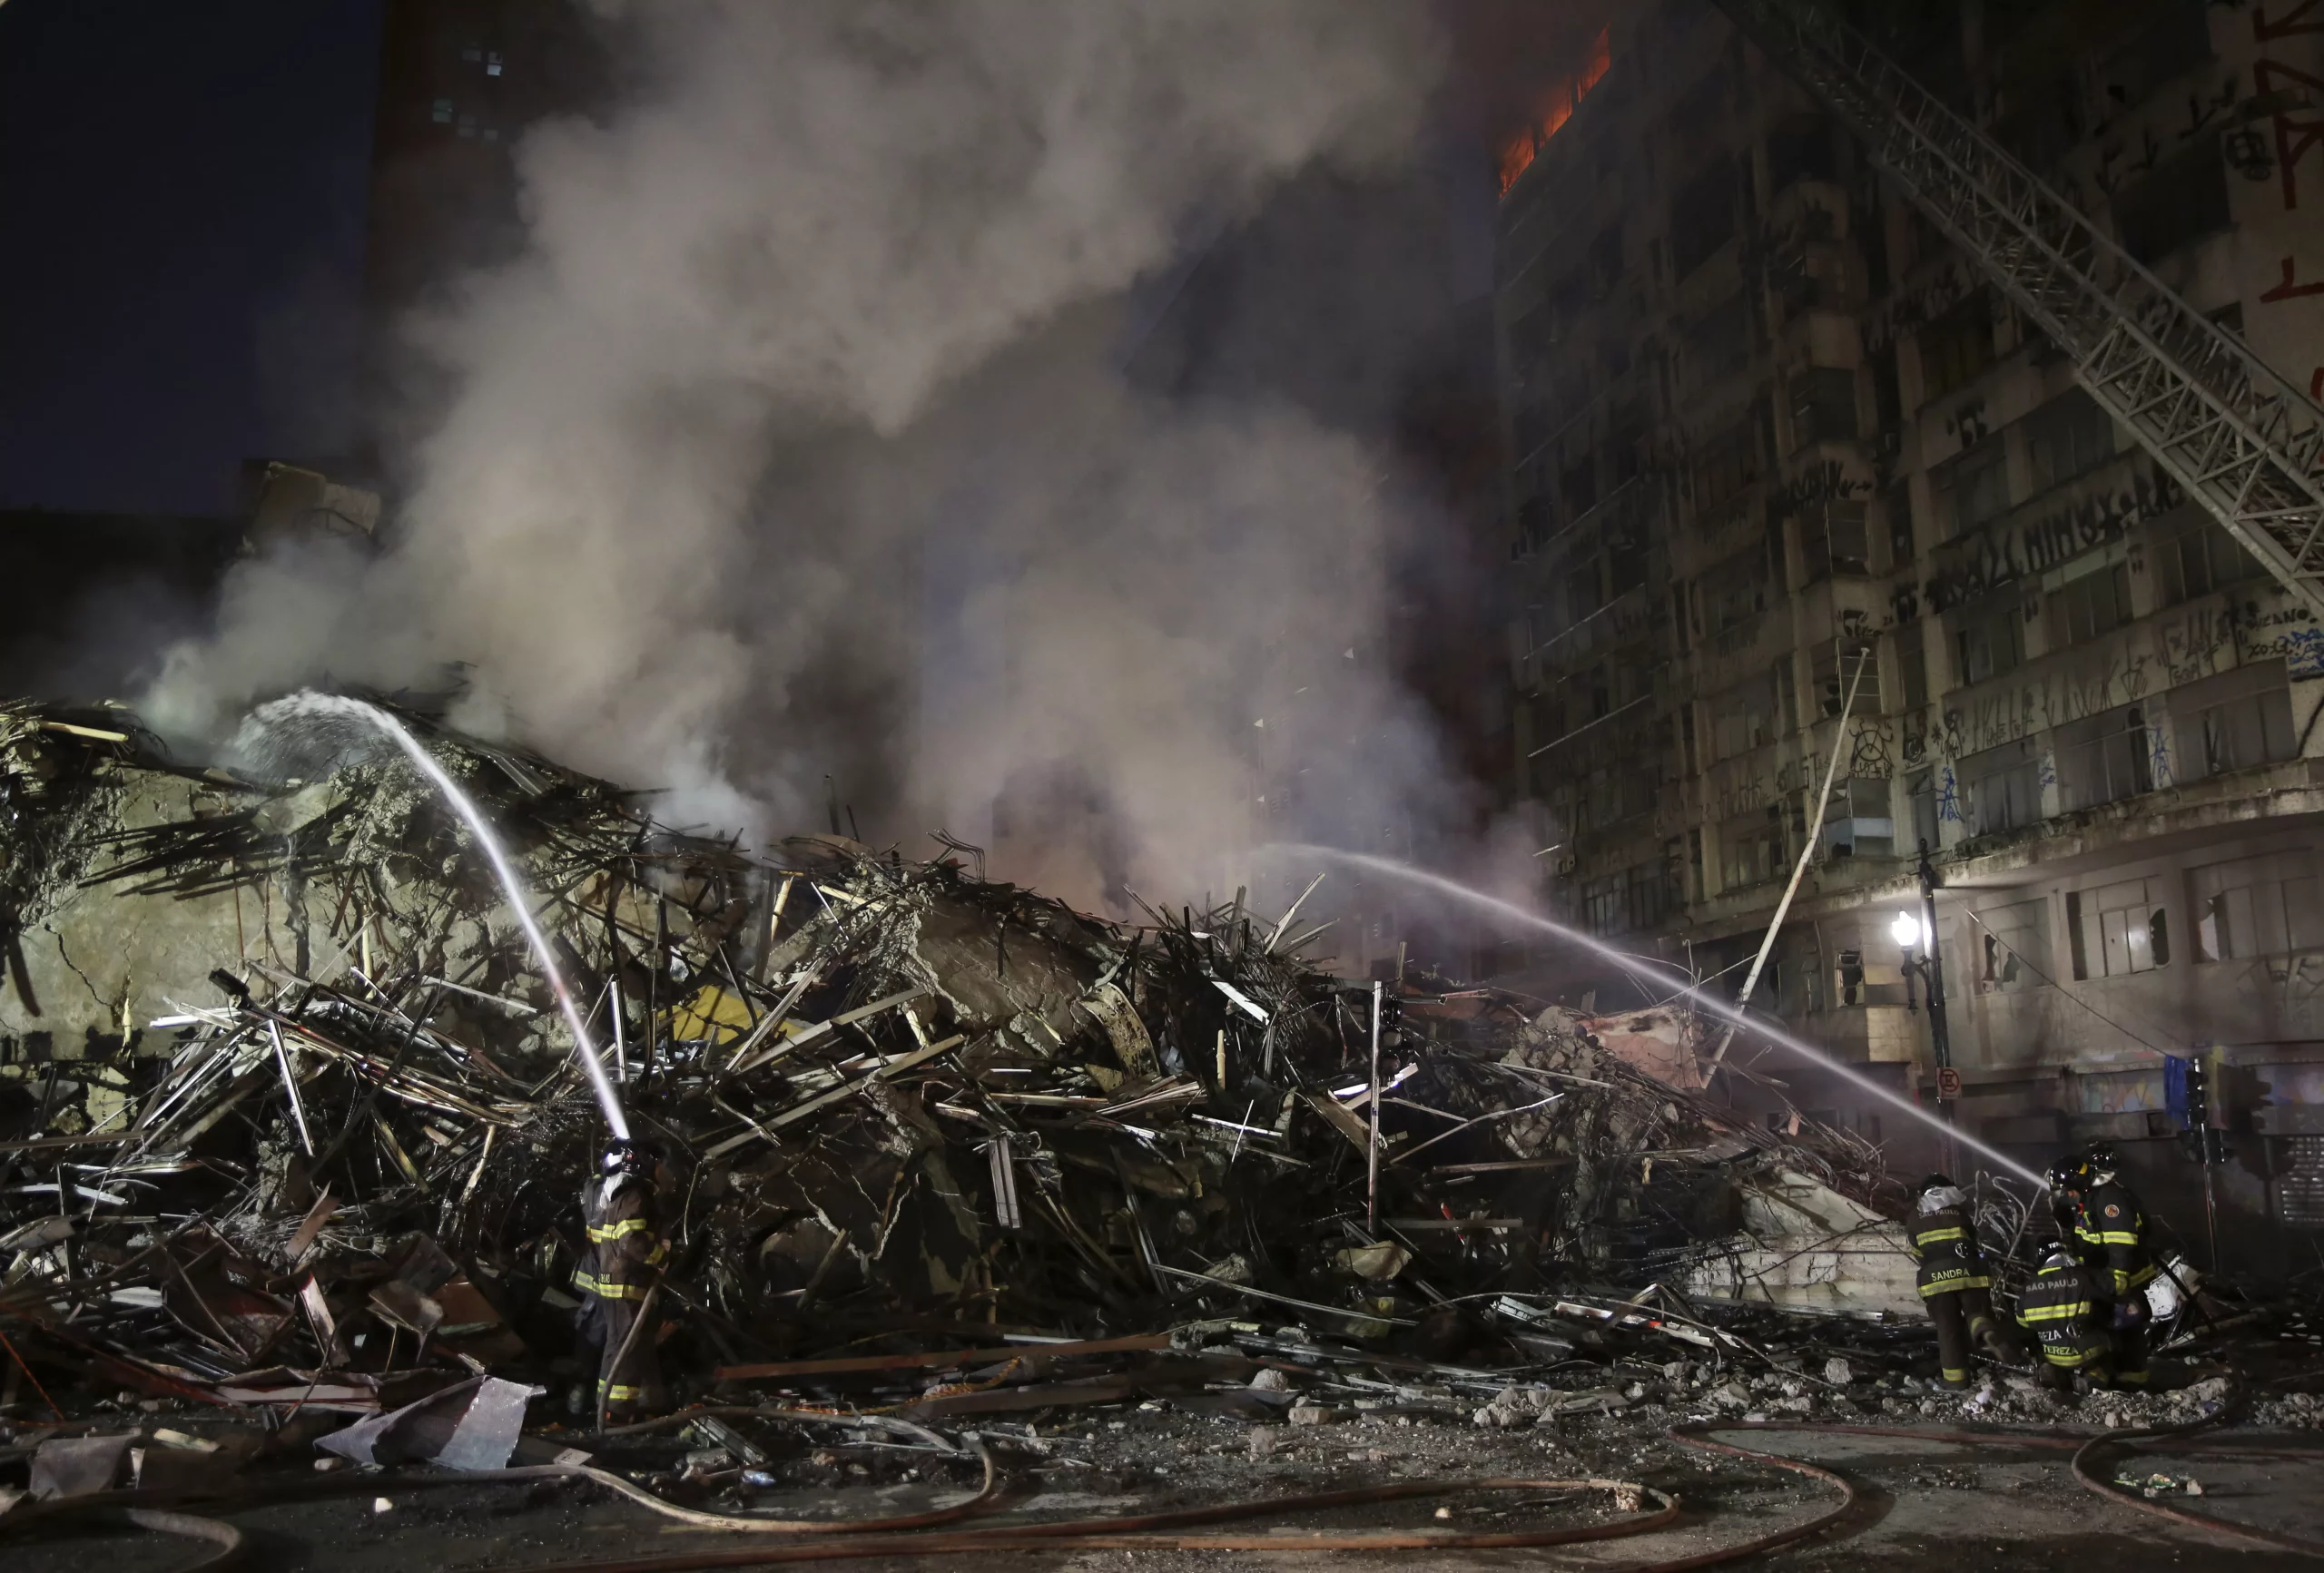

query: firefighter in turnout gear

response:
[1906,1174,2005,1389]
[2016,1238,2109,1391]
[2069,1142,2157,1389]
[577,1137,668,1419]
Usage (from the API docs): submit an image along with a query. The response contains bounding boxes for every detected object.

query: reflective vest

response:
[1907,1204,1992,1298]
[576,1173,665,1302]
[2073,1181,2158,1299]
[2017,1258,2102,1369]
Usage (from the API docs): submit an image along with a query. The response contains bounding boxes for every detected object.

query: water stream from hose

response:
[242,692,630,1139]
[1261,842,2043,1187]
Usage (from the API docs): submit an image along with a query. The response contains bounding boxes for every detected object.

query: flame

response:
[1498,25,1611,198]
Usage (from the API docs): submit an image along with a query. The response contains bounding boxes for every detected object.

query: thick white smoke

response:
[152,0,1468,908]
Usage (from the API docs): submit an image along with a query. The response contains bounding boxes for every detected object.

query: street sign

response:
[1935,1067,1962,1099]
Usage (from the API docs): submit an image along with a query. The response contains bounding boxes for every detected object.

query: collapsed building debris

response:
[0,693,2298,1563]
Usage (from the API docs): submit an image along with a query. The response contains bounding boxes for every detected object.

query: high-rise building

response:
[363,0,604,346]
[1495,1,2324,1258]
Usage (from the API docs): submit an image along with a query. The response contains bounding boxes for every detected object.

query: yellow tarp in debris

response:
[665,986,755,1045]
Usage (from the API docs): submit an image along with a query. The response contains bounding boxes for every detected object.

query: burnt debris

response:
[0,694,2253,1481]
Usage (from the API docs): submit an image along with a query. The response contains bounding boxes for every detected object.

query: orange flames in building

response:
[1497,25,1611,197]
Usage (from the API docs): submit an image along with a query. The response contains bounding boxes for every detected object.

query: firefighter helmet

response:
[2034,1237,2078,1269]
[600,1137,657,1178]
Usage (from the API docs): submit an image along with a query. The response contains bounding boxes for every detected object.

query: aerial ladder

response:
[1715,0,2324,623]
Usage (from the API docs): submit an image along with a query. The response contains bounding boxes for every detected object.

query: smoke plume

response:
[153,0,1473,909]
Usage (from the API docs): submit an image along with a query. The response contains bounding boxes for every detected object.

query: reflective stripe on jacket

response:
[578,1173,661,1303]
[2017,1259,2100,1369]
[2073,1181,2158,1298]
[1908,1204,1993,1297]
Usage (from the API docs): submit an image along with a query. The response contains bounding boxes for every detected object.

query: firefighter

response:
[2072,1141,2158,1390]
[576,1136,667,1420]
[1905,1173,2005,1389]
[2016,1237,2109,1391]
[2045,1152,2088,1237]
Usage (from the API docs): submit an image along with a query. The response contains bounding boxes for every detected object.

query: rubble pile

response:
[0,693,2089,1470]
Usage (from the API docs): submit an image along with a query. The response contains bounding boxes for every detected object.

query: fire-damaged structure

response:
[1493,0,2324,1271]
[0,694,1928,1407]
[0,693,2302,1568]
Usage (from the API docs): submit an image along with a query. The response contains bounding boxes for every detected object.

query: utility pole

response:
[1896,841,1956,1171]
[1918,842,1954,1121]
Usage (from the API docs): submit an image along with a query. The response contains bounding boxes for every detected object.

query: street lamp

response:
[1889,909,1931,954]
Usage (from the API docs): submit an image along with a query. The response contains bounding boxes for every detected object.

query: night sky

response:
[0,0,383,516]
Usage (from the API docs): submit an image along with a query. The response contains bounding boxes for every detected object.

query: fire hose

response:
[1678,1417,2324,1560]
[0,1430,1843,1573]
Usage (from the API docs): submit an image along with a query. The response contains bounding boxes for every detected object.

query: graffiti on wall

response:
[1925,466,2182,614]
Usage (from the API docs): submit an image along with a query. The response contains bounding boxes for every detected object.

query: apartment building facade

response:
[1496,0,2324,1257]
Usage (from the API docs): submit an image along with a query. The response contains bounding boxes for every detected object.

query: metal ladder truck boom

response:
[1716,0,2324,622]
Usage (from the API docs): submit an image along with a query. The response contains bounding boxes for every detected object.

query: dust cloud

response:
[150,0,1488,912]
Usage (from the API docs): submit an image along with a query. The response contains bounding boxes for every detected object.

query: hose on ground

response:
[3,1506,246,1573]
[1688,1418,2324,1559]
[53,1409,2324,1571]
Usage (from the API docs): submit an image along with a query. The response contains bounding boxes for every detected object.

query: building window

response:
[1766,113,1836,191]
[1696,547,1768,635]
[1690,413,1762,516]
[2155,518,2260,605]
[1951,595,2025,685]
[1693,290,1759,387]
[1561,456,1598,518]
[1870,344,1903,433]
[1812,641,1878,716]
[2095,0,2214,107]
[1563,556,1604,623]
[2024,388,2117,494]
[1918,291,1994,400]
[1905,767,1937,852]
[1959,737,2042,835]
[1788,366,1860,448]
[1974,898,2053,993]
[1513,496,1552,557]
[2115,132,2230,263]
[431,97,455,123]
[1799,501,1869,582]
[2172,660,2297,781]
[1709,673,1778,761]
[1933,435,2009,538]
[1626,860,1674,934]
[1898,633,1929,710]
[1821,776,1896,859]
[2191,851,2324,961]
[2068,879,2171,978]
[1883,480,1914,568]
[1720,806,1787,890]
[2046,561,2134,649]
[2053,702,2155,809]
[1608,521,1648,595]
[1582,874,1624,935]
[1670,158,1737,279]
